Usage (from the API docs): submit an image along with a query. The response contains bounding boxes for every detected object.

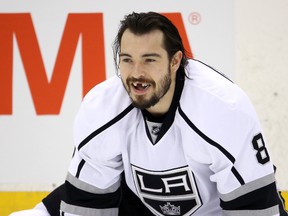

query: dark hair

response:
[113,12,189,73]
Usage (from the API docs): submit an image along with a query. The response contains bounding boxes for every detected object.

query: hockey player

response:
[10,12,287,216]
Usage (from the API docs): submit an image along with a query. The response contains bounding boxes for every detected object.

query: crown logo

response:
[159,202,181,215]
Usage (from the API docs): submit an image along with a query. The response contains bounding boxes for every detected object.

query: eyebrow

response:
[119,53,162,58]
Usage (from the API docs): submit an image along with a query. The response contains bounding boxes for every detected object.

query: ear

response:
[170,51,183,73]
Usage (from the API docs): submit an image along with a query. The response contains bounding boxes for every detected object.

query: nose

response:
[131,62,145,78]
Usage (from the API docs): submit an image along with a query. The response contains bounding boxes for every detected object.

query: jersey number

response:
[252,133,270,164]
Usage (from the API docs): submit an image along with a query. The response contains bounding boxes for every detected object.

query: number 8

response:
[252,133,270,165]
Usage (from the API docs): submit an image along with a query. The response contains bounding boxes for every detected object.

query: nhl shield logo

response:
[131,165,202,216]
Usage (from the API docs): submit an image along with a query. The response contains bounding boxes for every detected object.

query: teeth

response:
[132,82,149,87]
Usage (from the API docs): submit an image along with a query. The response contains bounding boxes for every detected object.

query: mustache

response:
[126,77,155,85]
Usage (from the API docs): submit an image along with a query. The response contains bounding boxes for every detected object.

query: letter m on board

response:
[0,13,192,115]
[0,13,106,115]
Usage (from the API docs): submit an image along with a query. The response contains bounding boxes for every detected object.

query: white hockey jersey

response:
[60,60,281,216]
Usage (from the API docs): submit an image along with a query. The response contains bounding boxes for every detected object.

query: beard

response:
[123,68,172,110]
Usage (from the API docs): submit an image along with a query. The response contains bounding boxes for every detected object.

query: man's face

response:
[119,29,175,110]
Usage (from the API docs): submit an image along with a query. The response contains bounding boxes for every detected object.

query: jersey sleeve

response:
[207,89,281,215]
[185,60,287,215]
[42,184,64,215]
[60,92,124,216]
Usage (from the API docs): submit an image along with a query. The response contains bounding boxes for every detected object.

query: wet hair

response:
[113,12,189,73]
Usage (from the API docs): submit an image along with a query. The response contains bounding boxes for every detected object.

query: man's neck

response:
[142,109,166,123]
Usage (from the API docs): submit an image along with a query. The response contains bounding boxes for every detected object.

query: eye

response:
[121,58,133,63]
[145,58,156,63]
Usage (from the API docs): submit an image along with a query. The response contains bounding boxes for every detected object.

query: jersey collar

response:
[142,68,185,144]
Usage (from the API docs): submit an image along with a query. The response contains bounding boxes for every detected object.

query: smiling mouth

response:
[129,81,153,95]
[132,82,151,90]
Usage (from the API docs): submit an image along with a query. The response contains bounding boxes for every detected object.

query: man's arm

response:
[42,184,65,215]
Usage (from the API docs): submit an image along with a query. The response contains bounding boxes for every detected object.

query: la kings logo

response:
[132,165,202,216]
